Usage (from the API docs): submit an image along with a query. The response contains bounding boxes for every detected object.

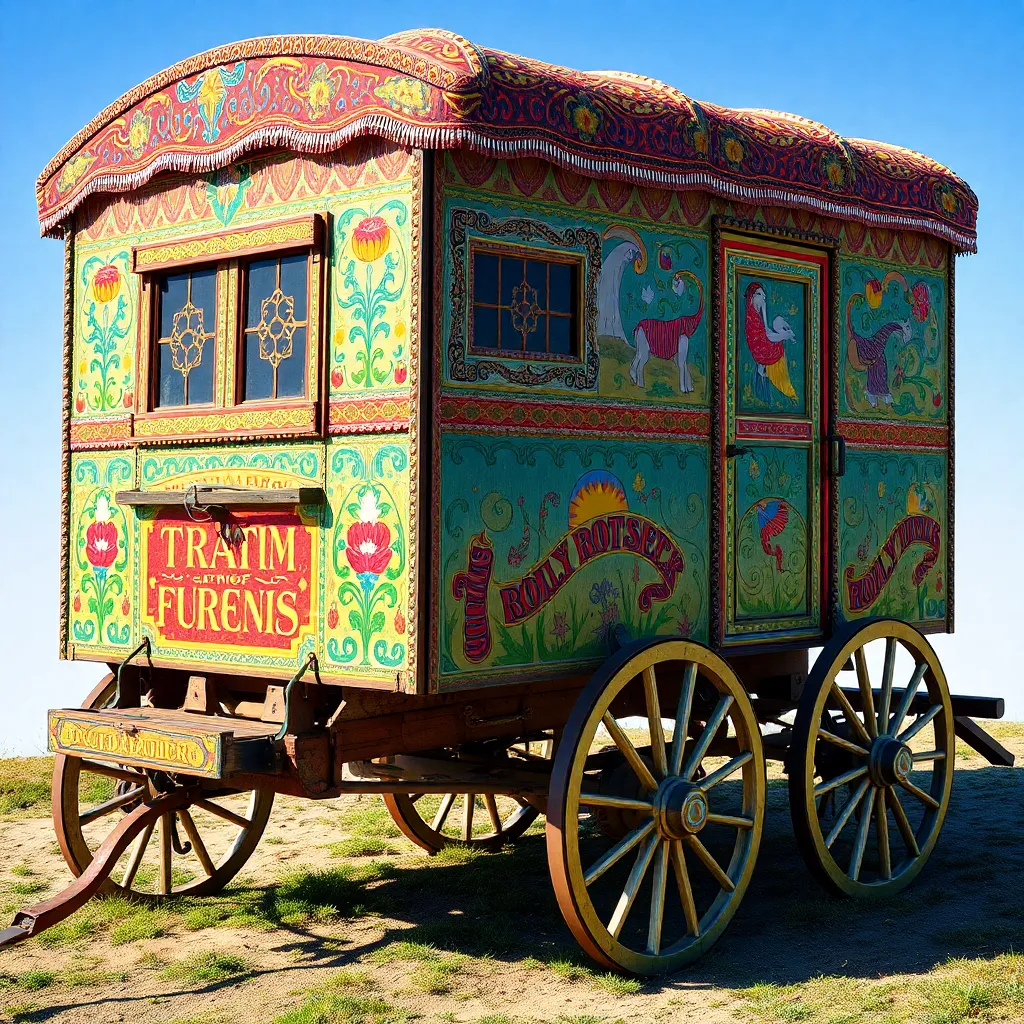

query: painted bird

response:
[745,282,797,403]
[756,499,789,571]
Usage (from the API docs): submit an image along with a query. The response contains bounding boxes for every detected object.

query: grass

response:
[365,940,469,994]
[273,990,413,1024]
[0,757,52,817]
[338,802,403,841]
[160,952,253,985]
[328,837,393,858]
[0,965,128,993]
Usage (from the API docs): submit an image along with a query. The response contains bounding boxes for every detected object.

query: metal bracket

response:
[114,637,153,709]
[275,653,322,742]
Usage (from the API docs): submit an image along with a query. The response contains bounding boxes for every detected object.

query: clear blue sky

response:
[0,1,1021,753]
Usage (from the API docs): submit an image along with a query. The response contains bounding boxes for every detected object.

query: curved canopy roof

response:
[37,29,977,251]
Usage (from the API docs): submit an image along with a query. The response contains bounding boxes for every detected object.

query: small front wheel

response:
[547,639,765,975]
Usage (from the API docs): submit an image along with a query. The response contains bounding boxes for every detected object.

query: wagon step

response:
[0,787,197,950]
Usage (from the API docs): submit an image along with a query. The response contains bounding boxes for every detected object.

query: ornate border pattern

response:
[835,420,949,449]
[329,396,412,433]
[37,33,977,251]
[70,416,134,449]
[445,208,601,388]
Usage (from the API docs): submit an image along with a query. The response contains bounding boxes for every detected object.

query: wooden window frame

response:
[468,241,584,363]
[131,215,327,443]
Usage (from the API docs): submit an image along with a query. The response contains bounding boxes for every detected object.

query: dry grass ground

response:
[0,722,1021,1024]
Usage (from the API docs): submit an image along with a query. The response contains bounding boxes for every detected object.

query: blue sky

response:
[0,1,1021,753]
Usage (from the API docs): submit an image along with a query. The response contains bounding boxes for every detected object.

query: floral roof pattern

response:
[37,30,977,250]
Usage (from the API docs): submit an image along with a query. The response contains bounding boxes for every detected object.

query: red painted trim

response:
[836,419,949,449]
[735,418,811,440]
[328,395,412,434]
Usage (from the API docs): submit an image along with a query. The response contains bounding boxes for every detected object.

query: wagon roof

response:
[36,29,978,251]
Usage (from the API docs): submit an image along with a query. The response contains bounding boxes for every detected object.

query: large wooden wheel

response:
[382,738,550,853]
[547,639,765,975]
[789,619,954,898]
[53,674,274,900]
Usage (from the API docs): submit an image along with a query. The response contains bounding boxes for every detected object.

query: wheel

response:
[789,619,954,898]
[53,674,274,900]
[547,639,765,975]
[382,738,551,853]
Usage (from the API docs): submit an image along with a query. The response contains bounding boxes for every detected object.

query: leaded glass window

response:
[471,249,580,356]
[154,268,217,407]
[241,254,309,401]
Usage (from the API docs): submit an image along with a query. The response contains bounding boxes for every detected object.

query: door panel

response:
[721,236,828,642]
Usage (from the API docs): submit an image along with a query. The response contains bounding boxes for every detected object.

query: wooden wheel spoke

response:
[889,662,928,736]
[669,839,700,938]
[121,821,155,889]
[878,638,896,736]
[706,812,755,830]
[646,841,669,955]
[897,776,941,810]
[409,793,425,805]
[431,793,457,833]
[579,792,654,812]
[681,695,733,782]
[683,833,734,892]
[194,799,250,829]
[483,794,503,834]
[669,662,697,777]
[827,684,873,747]
[178,808,215,877]
[79,786,144,825]
[79,760,147,784]
[699,751,752,791]
[159,814,173,894]
[607,835,659,939]
[886,788,920,857]
[817,728,869,759]
[849,787,876,881]
[814,764,868,798]
[854,648,877,739]
[461,794,476,841]
[584,820,656,886]
[643,666,668,778]
[824,778,871,849]
[875,788,892,881]
[897,703,942,745]
[913,750,946,763]
[602,712,658,792]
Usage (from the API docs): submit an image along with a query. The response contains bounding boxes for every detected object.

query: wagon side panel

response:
[430,154,713,691]
[833,231,951,632]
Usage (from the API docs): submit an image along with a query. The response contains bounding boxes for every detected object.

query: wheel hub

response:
[869,736,913,788]
[653,778,708,839]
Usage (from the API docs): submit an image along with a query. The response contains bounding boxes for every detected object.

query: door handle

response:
[826,434,847,477]
[726,444,754,459]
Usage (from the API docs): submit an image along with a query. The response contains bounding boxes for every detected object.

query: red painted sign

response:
[143,510,314,651]
[844,514,941,612]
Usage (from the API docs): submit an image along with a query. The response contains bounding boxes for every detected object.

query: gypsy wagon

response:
[1,30,1012,974]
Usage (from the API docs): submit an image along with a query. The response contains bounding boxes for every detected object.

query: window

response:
[154,268,217,407]
[132,215,324,441]
[471,248,580,357]
[242,254,309,402]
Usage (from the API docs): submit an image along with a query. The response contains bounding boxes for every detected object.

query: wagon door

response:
[719,235,829,643]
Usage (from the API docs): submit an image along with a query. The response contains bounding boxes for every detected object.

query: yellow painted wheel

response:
[789,619,954,898]
[547,639,765,975]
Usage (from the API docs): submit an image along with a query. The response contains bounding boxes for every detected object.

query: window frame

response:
[131,214,326,442]
[468,241,584,363]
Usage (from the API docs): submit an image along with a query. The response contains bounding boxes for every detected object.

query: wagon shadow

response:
[345,763,1024,989]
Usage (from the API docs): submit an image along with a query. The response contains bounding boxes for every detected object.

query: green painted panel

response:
[839,259,946,421]
[736,273,807,416]
[437,435,709,687]
[734,446,809,621]
[839,450,947,624]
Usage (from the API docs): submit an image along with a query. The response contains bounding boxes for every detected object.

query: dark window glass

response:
[470,250,580,357]
[154,267,216,407]
[242,254,309,401]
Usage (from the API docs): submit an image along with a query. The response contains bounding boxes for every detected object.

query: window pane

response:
[549,262,573,314]
[473,252,499,306]
[247,259,277,326]
[500,257,522,308]
[279,254,308,322]
[157,343,185,407]
[190,268,217,320]
[473,305,498,349]
[188,339,215,404]
[500,307,518,350]
[525,313,547,353]
[159,273,189,338]
[549,315,573,355]
[277,327,306,397]
[243,334,274,401]
[525,259,547,310]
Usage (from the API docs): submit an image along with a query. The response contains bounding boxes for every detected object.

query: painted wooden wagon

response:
[2,30,1013,974]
